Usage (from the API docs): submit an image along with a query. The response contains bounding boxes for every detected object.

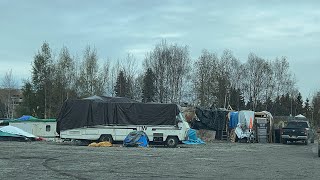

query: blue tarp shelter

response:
[182,129,205,145]
[123,131,149,147]
[229,112,239,129]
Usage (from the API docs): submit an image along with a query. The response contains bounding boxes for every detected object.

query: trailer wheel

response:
[99,134,113,143]
[166,136,178,148]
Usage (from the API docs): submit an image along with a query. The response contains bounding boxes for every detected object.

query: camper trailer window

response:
[46,125,51,132]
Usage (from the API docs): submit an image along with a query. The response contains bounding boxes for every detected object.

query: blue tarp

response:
[18,115,37,121]
[182,129,205,145]
[123,131,149,147]
[229,112,239,129]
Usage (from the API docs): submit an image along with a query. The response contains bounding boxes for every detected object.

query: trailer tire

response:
[166,136,178,148]
[99,134,113,143]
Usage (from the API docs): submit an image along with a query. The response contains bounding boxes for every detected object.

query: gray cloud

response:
[0,0,319,98]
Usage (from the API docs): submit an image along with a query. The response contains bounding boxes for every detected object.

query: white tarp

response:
[0,125,36,138]
[235,110,255,139]
[295,114,306,118]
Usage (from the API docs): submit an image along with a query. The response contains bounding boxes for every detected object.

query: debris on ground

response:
[88,141,112,147]
[196,129,215,142]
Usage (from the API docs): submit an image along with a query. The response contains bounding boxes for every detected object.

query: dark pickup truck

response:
[281,120,314,145]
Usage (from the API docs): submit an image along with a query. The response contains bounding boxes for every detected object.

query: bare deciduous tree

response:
[1,69,17,118]
[144,40,190,103]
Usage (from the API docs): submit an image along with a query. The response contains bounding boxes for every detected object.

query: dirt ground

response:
[0,141,319,180]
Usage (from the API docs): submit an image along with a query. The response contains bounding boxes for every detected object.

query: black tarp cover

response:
[56,96,180,133]
[191,107,228,131]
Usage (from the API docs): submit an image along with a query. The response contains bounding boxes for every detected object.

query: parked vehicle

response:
[281,120,314,145]
[57,96,190,148]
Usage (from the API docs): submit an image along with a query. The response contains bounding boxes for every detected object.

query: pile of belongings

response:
[88,141,112,147]
[182,129,205,145]
[123,131,149,147]
[0,125,41,141]
[234,111,255,142]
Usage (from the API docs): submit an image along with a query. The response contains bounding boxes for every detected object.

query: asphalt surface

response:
[0,141,319,180]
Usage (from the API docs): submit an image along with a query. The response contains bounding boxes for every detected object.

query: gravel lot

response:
[0,141,319,180]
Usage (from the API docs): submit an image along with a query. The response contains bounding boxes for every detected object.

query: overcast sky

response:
[0,0,319,99]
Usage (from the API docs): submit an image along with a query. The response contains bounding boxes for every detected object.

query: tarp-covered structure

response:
[57,96,180,134]
[182,129,205,144]
[123,131,149,147]
[191,107,228,140]
[191,107,228,131]
[18,115,38,121]
[235,111,255,140]
[0,125,38,141]
[229,112,239,129]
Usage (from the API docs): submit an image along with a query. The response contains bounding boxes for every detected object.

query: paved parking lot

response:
[0,141,319,179]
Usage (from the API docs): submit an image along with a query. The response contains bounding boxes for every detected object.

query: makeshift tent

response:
[229,112,239,129]
[57,96,180,133]
[182,129,205,144]
[0,125,38,141]
[191,107,228,131]
[123,131,149,147]
[235,111,255,140]
[0,125,36,138]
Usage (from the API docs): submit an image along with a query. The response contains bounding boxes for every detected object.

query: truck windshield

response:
[286,121,308,128]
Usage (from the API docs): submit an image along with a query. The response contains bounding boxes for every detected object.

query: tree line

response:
[0,40,319,127]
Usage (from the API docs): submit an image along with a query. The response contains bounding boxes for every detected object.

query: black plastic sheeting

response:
[191,107,228,131]
[56,96,180,134]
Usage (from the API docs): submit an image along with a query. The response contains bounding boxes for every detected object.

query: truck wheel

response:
[311,138,314,143]
[304,140,308,145]
[99,134,113,143]
[166,136,178,148]
[318,146,320,157]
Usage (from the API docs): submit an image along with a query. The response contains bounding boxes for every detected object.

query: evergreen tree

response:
[114,70,127,97]
[229,88,245,111]
[142,68,156,103]
[16,81,37,117]
[246,96,253,110]
[273,96,281,116]
[312,92,320,127]
[303,98,311,119]
[295,92,304,115]
[264,96,273,112]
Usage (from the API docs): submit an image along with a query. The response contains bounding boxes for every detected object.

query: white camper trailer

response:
[8,119,58,139]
